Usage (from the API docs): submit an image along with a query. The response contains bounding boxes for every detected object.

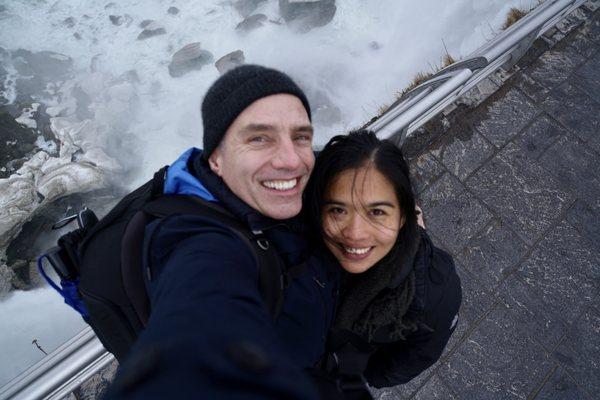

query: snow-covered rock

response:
[215,50,245,74]
[279,0,336,32]
[233,0,267,18]
[137,21,166,40]
[169,43,214,78]
[236,14,268,33]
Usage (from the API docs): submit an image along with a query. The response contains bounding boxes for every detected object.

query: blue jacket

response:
[107,148,337,400]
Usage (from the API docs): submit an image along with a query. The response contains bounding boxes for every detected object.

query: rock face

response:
[0,111,38,178]
[168,43,214,77]
[235,13,268,33]
[233,0,267,18]
[137,21,166,40]
[278,0,336,32]
[215,50,245,74]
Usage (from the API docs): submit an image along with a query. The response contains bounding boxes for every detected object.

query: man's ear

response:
[208,148,223,177]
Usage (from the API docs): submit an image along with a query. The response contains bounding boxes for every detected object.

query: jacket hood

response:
[164,148,217,202]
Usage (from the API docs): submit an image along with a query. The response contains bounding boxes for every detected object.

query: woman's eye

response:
[249,136,266,143]
[370,209,386,216]
[329,207,345,215]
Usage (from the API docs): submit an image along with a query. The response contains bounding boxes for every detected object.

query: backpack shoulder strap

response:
[137,195,286,318]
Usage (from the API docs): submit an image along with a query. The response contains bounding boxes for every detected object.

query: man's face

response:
[208,93,314,220]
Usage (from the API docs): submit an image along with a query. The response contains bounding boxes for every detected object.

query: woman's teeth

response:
[262,178,297,191]
[343,246,372,255]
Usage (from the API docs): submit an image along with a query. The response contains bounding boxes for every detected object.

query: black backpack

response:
[38,166,286,361]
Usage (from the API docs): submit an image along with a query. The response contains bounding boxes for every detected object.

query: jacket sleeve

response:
[363,246,462,388]
[105,217,319,400]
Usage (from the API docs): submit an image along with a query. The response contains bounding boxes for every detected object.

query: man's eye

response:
[294,134,311,142]
[249,136,267,143]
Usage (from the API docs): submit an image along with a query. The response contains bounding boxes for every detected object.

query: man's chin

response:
[260,201,302,220]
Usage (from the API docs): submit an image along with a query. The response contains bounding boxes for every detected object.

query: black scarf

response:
[334,236,421,342]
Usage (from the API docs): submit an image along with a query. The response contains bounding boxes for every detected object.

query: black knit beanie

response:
[201,64,312,160]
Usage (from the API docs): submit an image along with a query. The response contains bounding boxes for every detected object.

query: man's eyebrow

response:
[240,123,275,133]
[294,125,314,134]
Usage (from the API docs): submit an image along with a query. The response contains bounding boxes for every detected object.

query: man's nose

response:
[271,137,302,170]
[342,213,369,241]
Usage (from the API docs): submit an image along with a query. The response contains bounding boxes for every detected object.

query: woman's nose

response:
[342,213,369,241]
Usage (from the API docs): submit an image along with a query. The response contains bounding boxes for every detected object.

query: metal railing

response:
[0,328,113,400]
[370,0,587,143]
[0,0,587,398]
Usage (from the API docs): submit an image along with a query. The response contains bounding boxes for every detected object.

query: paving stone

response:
[516,220,600,326]
[539,135,600,211]
[466,143,572,245]
[540,82,600,153]
[518,46,587,103]
[580,10,600,43]
[566,32,600,59]
[457,219,528,291]
[409,151,445,195]
[475,88,539,147]
[439,302,554,400]
[495,276,567,351]
[420,173,493,254]
[430,126,494,181]
[388,365,438,400]
[573,51,600,103]
[565,199,600,246]
[412,374,457,400]
[552,309,600,397]
[447,264,496,349]
[534,367,592,400]
[512,114,566,160]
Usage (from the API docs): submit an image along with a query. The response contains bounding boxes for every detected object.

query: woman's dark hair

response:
[304,129,418,267]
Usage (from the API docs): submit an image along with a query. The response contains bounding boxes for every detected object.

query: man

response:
[105,65,337,399]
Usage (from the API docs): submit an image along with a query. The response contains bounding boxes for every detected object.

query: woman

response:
[305,130,462,390]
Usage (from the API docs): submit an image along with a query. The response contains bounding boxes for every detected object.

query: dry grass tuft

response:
[442,53,456,67]
[502,7,528,30]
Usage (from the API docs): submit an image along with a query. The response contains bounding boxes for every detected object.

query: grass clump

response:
[502,7,528,30]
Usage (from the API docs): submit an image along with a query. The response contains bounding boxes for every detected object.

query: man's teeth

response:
[263,178,297,191]
[343,246,371,255]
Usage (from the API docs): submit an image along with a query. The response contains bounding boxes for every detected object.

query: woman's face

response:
[321,165,403,274]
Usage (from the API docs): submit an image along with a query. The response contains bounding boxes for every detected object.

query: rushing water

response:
[0,0,539,386]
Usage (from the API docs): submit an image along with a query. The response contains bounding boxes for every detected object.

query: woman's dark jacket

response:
[329,228,462,389]
[108,148,337,400]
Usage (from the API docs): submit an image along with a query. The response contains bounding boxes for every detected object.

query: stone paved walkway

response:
[374,3,600,400]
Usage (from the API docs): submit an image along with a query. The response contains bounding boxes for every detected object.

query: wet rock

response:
[0,111,38,177]
[62,17,76,28]
[168,43,214,77]
[167,6,179,15]
[234,0,267,18]
[0,264,16,299]
[72,360,118,400]
[369,41,380,50]
[139,19,153,28]
[109,15,122,25]
[215,50,245,74]
[236,13,267,33]
[279,0,336,32]
[11,49,73,82]
[137,21,166,40]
